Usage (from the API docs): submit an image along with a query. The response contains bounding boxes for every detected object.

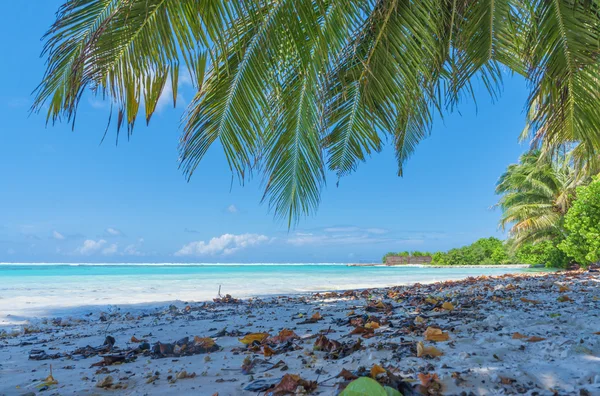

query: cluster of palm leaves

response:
[34,0,600,225]
[495,150,590,248]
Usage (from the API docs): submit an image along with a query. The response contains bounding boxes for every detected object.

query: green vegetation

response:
[384,237,570,268]
[36,1,600,225]
[515,241,569,269]
[493,150,599,268]
[559,178,600,266]
[381,251,431,263]
[495,151,580,247]
[429,237,513,266]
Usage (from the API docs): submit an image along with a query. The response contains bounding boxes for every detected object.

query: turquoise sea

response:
[0,263,542,324]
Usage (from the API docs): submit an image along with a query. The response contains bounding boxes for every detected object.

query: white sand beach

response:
[1,270,599,395]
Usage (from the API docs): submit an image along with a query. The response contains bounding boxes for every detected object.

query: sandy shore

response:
[1,270,599,395]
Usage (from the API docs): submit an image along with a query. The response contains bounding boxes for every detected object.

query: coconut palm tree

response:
[495,150,584,247]
[34,0,600,225]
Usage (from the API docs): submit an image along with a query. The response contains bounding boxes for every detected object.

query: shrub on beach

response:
[559,178,600,267]
[428,237,514,265]
[515,240,569,268]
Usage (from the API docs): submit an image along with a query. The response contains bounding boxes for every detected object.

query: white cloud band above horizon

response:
[175,233,269,257]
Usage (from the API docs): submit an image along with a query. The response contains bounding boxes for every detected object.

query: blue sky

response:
[0,1,530,263]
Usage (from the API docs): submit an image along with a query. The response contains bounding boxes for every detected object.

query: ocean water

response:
[0,263,541,323]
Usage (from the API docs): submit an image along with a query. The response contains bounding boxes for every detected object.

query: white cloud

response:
[227,205,238,214]
[286,232,421,247]
[52,231,65,240]
[175,233,269,257]
[123,244,143,256]
[105,227,122,236]
[75,239,107,255]
[102,244,118,256]
[323,227,359,233]
[366,228,388,234]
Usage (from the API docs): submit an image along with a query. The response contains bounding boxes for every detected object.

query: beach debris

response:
[210,327,244,337]
[337,368,358,381]
[520,297,542,304]
[370,364,386,378]
[525,336,546,342]
[267,374,317,395]
[241,357,286,375]
[238,332,270,345]
[193,336,216,349]
[268,329,299,344]
[176,370,196,380]
[243,378,282,392]
[365,321,380,329]
[441,302,454,310]
[298,311,323,324]
[151,336,219,358]
[29,349,65,361]
[131,335,147,343]
[423,327,450,342]
[557,295,573,302]
[36,365,58,389]
[91,351,136,367]
[417,373,442,394]
[213,294,240,304]
[512,332,528,339]
[96,375,114,388]
[416,341,443,358]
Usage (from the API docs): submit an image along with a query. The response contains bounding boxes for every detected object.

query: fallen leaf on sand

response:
[442,302,454,310]
[194,337,216,349]
[425,297,438,305]
[526,336,546,342]
[262,345,275,357]
[414,316,426,324]
[370,364,386,378]
[270,374,317,395]
[131,336,146,343]
[337,368,358,381]
[311,312,323,321]
[176,370,196,379]
[557,295,572,303]
[239,333,270,345]
[269,329,299,344]
[365,321,380,329]
[416,341,443,357]
[96,375,113,388]
[350,326,375,338]
[520,297,542,305]
[314,334,341,352]
[500,376,516,385]
[418,372,440,387]
[558,285,570,292]
[424,327,450,342]
[512,332,528,339]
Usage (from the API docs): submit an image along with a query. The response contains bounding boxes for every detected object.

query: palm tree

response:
[495,150,583,247]
[34,0,600,225]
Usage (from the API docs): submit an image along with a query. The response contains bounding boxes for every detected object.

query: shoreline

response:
[348,263,538,268]
[1,270,598,395]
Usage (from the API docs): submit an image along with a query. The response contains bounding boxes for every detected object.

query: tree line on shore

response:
[384,150,600,268]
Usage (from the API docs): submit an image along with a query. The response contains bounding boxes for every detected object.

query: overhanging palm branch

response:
[34,0,600,225]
